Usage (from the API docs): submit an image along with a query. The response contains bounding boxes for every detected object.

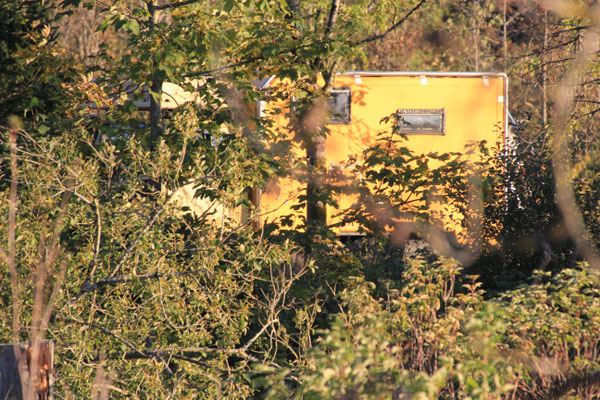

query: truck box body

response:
[259,72,508,234]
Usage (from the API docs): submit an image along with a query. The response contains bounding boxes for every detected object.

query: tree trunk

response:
[304,0,341,228]
[306,127,327,226]
[285,0,332,228]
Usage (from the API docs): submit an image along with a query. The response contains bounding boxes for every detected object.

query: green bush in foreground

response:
[257,253,600,399]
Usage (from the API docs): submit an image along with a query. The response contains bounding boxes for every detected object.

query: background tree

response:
[0,0,65,128]
[1,1,308,397]
[268,0,428,231]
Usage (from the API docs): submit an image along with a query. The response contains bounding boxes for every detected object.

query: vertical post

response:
[0,343,54,400]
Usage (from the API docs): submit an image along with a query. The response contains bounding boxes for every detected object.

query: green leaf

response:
[224,0,235,12]
[125,19,140,35]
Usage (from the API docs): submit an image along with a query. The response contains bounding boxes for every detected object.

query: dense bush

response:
[258,251,600,399]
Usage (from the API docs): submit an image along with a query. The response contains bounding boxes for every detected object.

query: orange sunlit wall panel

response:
[260,72,507,234]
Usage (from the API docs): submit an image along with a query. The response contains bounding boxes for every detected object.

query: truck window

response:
[328,88,351,124]
[396,108,445,135]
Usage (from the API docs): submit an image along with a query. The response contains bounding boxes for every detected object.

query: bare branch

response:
[357,0,427,45]
[123,346,271,366]
[153,0,202,11]
[89,198,103,281]
[71,268,210,302]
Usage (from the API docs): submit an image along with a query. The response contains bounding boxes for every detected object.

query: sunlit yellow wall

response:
[260,73,507,234]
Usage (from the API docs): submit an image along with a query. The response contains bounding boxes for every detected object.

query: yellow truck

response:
[257,72,508,235]
[128,72,508,234]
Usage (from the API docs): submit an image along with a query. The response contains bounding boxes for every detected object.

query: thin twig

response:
[7,128,20,345]
[153,0,202,10]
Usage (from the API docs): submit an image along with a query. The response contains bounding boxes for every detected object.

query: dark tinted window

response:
[328,88,351,124]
